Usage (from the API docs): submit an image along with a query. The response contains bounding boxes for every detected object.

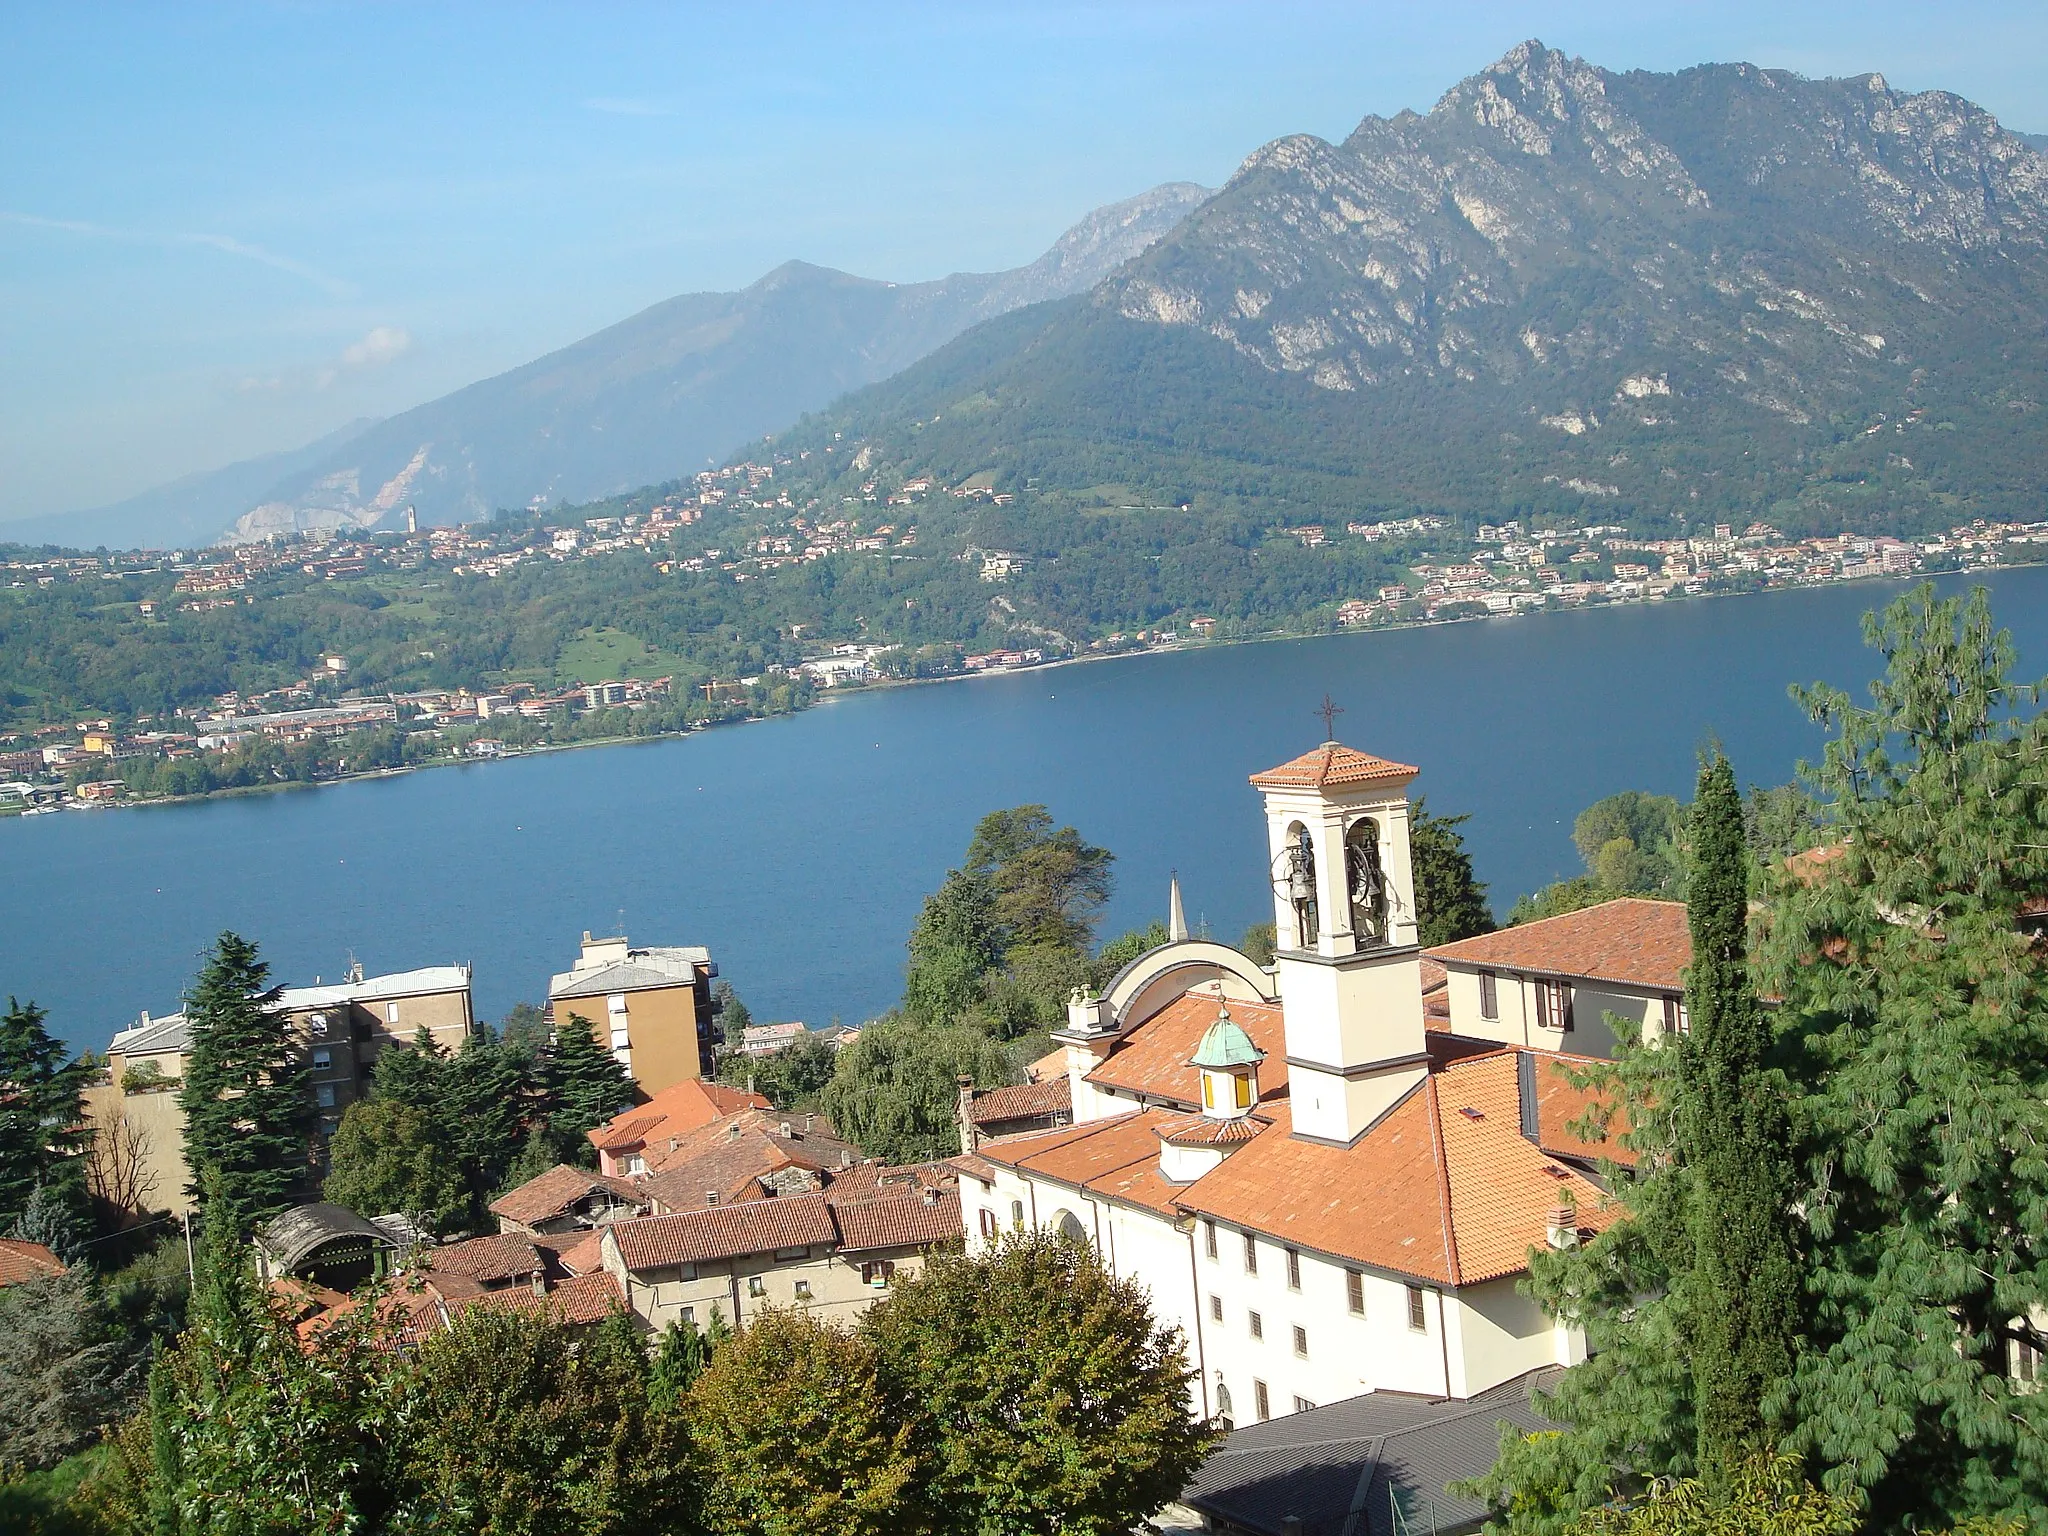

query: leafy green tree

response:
[546,1013,633,1155]
[712,981,751,1036]
[1411,798,1495,946]
[321,1100,468,1234]
[688,1307,920,1536]
[1762,585,2048,1528]
[1682,753,1799,1486]
[1560,1454,1857,1536]
[861,1228,1216,1536]
[0,998,92,1230]
[177,934,313,1237]
[820,1018,1013,1164]
[1572,790,1684,897]
[1238,922,1277,968]
[648,1317,708,1411]
[1094,920,1171,981]
[903,871,1002,1026]
[964,806,1114,953]
[398,1304,686,1536]
[716,1031,838,1112]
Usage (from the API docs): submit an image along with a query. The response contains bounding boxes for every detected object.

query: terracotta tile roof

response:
[426,1234,545,1285]
[1157,1111,1267,1147]
[642,1108,856,1178]
[0,1238,65,1287]
[639,1114,857,1212]
[833,1190,963,1252]
[976,1112,1189,1217]
[1087,991,1290,1108]
[466,1271,627,1327]
[947,1152,1001,1185]
[552,1229,608,1277]
[1249,742,1419,790]
[488,1164,647,1228]
[587,1079,771,1154]
[1026,1046,1069,1082]
[1425,899,1691,992]
[822,1160,954,1202]
[967,1078,1072,1126]
[1176,1052,1619,1286]
[611,1194,839,1272]
[1524,1050,1633,1166]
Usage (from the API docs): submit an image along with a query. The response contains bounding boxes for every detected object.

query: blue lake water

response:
[9,567,2048,1054]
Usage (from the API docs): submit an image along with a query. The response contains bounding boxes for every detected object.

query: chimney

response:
[957,1074,980,1154]
[706,1191,720,1206]
[922,1187,937,1207]
[1546,1201,1580,1250]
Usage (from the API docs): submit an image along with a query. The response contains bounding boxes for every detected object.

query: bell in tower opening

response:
[1279,822,1318,949]
[1345,818,1388,946]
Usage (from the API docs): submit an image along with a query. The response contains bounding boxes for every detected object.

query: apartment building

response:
[547,932,721,1096]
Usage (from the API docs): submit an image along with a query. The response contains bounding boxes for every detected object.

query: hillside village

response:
[6,448,2047,812]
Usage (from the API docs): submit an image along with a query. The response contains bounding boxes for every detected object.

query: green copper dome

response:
[1189,1006,1266,1069]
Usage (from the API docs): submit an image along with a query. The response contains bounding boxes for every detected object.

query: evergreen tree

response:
[1681,754,1799,1486]
[649,1316,708,1410]
[369,1026,446,1111]
[1762,586,2048,1528]
[1410,798,1496,945]
[546,1012,633,1152]
[177,934,313,1237]
[964,805,1114,953]
[321,1099,468,1233]
[0,997,92,1227]
[441,1028,530,1201]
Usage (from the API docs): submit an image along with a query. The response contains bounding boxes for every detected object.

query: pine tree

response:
[649,1317,708,1411]
[1681,753,1799,1486]
[0,997,92,1227]
[1411,798,1496,945]
[177,933,313,1237]
[1762,586,2048,1528]
[547,1011,633,1149]
[441,1028,529,1201]
[369,1026,446,1111]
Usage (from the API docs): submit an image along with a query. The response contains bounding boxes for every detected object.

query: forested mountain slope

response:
[766,43,2048,535]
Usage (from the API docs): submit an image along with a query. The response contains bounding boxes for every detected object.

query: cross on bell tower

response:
[1315,694,1344,741]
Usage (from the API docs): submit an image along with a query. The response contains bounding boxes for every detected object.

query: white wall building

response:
[954,742,1635,1426]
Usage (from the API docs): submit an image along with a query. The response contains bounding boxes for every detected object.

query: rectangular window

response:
[1204,1219,1217,1260]
[1202,1074,1215,1109]
[1254,1380,1271,1422]
[979,1208,998,1241]
[1234,1074,1252,1108]
[679,1306,695,1324]
[1346,1270,1365,1316]
[861,1260,896,1288]
[311,1048,331,1071]
[386,1002,400,1025]
[1662,996,1679,1035]
[1249,1310,1263,1339]
[1293,1325,1308,1358]
[1244,1234,1258,1275]
[1210,1294,1223,1323]
[680,1263,698,1282]
[1293,1396,1315,1414]
[793,1280,812,1300]
[315,1083,335,1108]
[773,1246,809,1261]
[1535,978,1574,1032]
[1286,1248,1301,1290]
[747,1275,766,1297]
[1011,1199,1025,1228]
[1407,1284,1428,1332]
[2014,1340,2042,1385]
[1479,970,1498,1020]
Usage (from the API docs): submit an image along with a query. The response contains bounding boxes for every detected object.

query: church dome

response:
[1189,1006,1266,1069]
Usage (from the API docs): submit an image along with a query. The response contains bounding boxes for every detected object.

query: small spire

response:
[1168,871,1189,942]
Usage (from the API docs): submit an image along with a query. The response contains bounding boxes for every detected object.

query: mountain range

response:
[766,43,2048,535]
[12,183,1210,550]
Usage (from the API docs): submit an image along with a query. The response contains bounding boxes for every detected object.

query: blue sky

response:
[5,1,2046,523]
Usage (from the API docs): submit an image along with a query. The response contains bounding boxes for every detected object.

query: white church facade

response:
[953,741,1635,1424]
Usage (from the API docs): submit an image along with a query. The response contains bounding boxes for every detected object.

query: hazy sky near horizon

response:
[6,2,2047,523]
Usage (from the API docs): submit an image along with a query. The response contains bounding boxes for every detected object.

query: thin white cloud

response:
[342,325,411,367]
[0,210,353,298]
[584,96,674,117]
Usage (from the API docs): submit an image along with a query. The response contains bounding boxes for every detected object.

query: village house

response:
[489,1164,650,1237]
[92,963,476,1217]
[1424,898,1690,1057]
[953,741,1633,1424]
[585,1078,772,1177]
[547,931,722,1096]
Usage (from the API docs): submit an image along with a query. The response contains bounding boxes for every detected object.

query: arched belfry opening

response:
[1277,821,1318,949]
[1346,816,1387,946]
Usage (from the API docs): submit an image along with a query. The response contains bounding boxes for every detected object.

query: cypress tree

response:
[1680,753,1799,1486]
[178,933,313,1237]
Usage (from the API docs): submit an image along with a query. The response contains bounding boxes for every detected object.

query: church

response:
[952,740,1639,1425]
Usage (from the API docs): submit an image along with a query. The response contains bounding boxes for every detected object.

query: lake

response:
[10,568,2048,1054]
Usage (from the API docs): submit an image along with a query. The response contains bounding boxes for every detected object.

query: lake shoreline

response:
[7,563,2014,822]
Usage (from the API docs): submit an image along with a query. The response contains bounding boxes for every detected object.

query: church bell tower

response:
[1249,740,1428,1144]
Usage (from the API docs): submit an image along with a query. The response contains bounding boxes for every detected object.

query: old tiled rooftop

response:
[1426,898,1691,992]
[1086,992,1290,1107]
